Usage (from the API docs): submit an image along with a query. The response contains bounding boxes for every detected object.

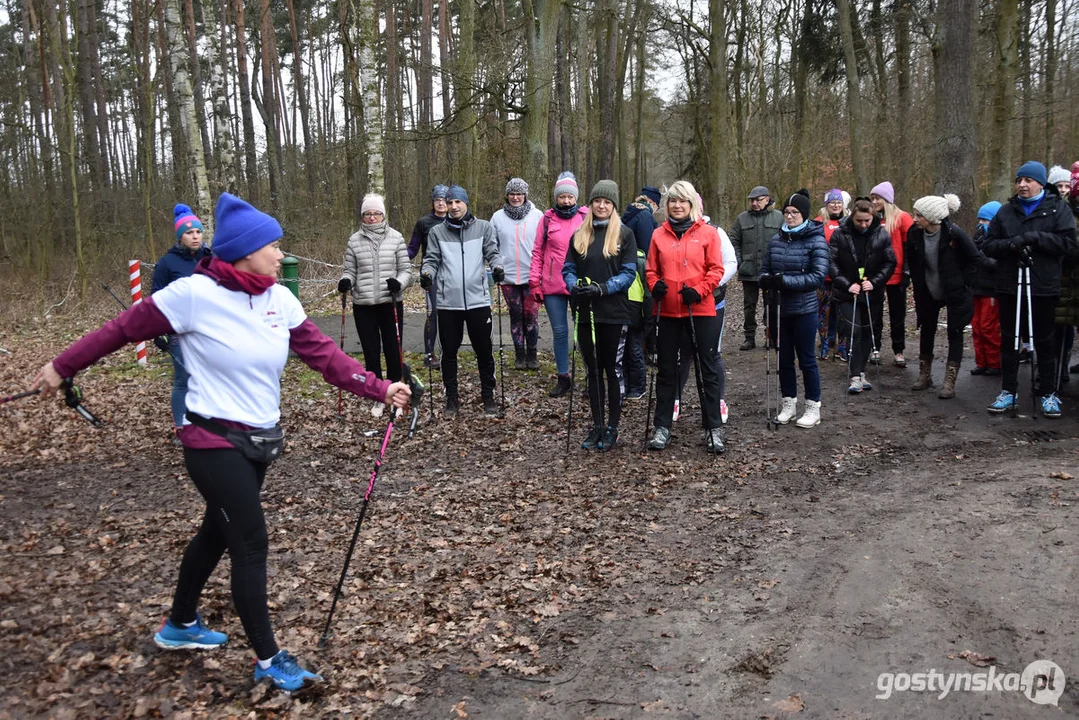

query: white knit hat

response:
[1048,165,1070,186]
[913,194,961,224]
[361,194,386,217]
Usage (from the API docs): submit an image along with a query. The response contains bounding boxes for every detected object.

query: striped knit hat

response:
[174,204,203,241]
[553,171,579,201]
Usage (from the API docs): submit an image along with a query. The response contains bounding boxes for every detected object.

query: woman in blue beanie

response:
[33,193,411,693]
[152,204,211,437]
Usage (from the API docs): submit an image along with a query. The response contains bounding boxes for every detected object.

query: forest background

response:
[0,0,1076,319]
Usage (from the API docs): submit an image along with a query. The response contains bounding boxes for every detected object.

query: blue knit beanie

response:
[447,185,469,204]
[211,193,283,263]
[431,184,450,200]
[642,186,662,206]
[173,204,203,241]
[977,201,1002,222]
[1015,160,1047,187]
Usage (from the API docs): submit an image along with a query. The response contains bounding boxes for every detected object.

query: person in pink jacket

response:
[529,171,589,396]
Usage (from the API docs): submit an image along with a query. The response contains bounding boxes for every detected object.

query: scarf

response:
[554,203,580,220]
[1019,190,1045,217]
[503,200,532,221]
[197,256,277,295]
[445,211,473,229]
[783,219,809,234]
[668,216,693,238]
[358,219,388,244]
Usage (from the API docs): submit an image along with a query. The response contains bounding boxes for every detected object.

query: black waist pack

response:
[186,412,285,464]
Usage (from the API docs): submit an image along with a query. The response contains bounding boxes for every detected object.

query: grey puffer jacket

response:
[341,224,411,305]
[421,213,504,311]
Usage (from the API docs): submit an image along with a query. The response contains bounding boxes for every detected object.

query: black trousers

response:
[424,287,439,357]
[576,310,626,429]
[353,302,403,382]
[438,307,496,399]
[741,280,762,339]
[918,298,972,365]
[839,292,882,377]
[654,314,722,430]
[997,293,1058,395]
[872,281,908,353]
[171,448,278,660]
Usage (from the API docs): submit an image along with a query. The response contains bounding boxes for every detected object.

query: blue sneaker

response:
[598,426,619,451]
[154,615,227,650]
[254,651,324,692]
[581,426,603,450]
[1041,394,1062,418]
[987,390,1018,414]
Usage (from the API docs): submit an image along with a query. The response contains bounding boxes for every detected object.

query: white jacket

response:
[490,206,543,286]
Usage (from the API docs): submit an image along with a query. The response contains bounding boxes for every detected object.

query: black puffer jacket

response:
[829,217,896,304]
[969,224,997,296]
[906,218,982,326]
[983,188,1077,296]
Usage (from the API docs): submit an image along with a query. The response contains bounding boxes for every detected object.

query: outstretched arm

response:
[289,319,408,407]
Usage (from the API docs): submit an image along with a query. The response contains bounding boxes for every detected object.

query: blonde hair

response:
[880,200,905,234]
[665,180,703,222]
[573,206,624,258]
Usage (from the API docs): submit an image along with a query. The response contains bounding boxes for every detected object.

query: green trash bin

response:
[280,256,299,299]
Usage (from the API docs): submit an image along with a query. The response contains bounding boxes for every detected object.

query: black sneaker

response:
[625,388,646,401]
[549,375,572,397]
[483,397,500,416]
[598,426,619,451]
[444,398,459,418]
[581,426,603,450]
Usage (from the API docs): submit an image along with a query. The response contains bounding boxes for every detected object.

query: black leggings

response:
[353,302,403,382]
[171,448,278,661]
[576,311,626,429]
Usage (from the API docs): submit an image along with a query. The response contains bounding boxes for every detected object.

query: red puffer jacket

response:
[645,218,725,318]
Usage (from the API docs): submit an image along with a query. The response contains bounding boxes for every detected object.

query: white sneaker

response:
[776,397,798,424]
[672,399,680,422]
[720,399,729,425]
[796,400,821,428]
[848,376,863,394]
[371,401,385,418]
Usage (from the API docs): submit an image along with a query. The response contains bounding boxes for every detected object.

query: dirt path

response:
[1,286,1076,718]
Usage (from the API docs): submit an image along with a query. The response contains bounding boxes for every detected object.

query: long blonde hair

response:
[573,205,624,258]
[880,201,905,234]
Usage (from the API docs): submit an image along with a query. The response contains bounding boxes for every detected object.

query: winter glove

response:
[771,272,785,289]
[338,277,352,294]
[492,267,506,282]
[420,273,433,290]
[758,274,772,290]
[680,286,702,305]
[1021,232,1040,249]
[154,336,170,353]
[651,280,668,301]
[533,290,544,304]
[579,283,604,298]
[386,277,402,293]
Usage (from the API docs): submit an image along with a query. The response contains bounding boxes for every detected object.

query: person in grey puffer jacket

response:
[491,177,544,369]
[731,185,784,349]
[420,185,505,417]
[338,193,411,417]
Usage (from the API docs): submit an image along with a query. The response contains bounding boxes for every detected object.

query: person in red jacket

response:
[869,181,914,367]
[814,188,848,360]
[645,180,725,453]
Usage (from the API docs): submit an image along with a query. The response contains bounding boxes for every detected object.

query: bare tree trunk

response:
[355,0,384,194]
[1019,0,1031,158]
[386,0,400,216]
[183,0,212,178]
[437,0,455,176]
[709,0,731,216]
[989,0,1019,198]
[595,0,620,179]
[87,0,110,189]
[575,5,592,183]
[253,0,279,209]
[132,0,156,258]
[457,0,476,192]
[417,0,433,192]
[233,0,259,202]
[838,0,868,194]
[933,0,977,232]
[894,1,911,201]
[633,10,647,192]
[1044,0,1057,159]
[201,0,236,196]
[75,0,102,190]
[521,0,563,196]
[556,6,574,173]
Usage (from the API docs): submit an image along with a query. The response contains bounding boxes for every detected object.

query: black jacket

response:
[983,188,1077,296]
[828,217,896,304]
[969,224,997,296]
[906,218,981,325]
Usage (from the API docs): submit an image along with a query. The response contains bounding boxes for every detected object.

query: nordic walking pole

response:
[0,389,41,405]
[685,301,717,453]
[338,291,347,417]
[866,290,882,398]
[496,284,506,414]
[765,285,781,430]
[644,303,659,448]
[424,289,436,425]
[565,302,579,459]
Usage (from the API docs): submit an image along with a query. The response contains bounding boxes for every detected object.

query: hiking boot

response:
[514,348,527,370]
[153,615,227,650]
[581,426,603,450]
[739,338,756,351]
[483,396,500,417]
[672,399,681,421]
[526,348,540,370]
[796,400,821,428]
[776,397,798,424]
[938,362,959,399]
[835,347,849,362]
[987,390,1017,414]
[647,426,671,450]
[549,375,572,397]
[984,367,1001,376]
[598,426,619,451]
[720,399,729,425]
[970,366,988,375]
[848,376,864,394]
[912,358,934,391]
[444,397,459,418]
[424,354,441,370]
[1041,393,1062,418]
[704,428,725,453]
[893,352,907,367]
[253,650,324,693]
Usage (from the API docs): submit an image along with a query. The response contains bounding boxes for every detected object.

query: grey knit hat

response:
[505,177,529,197]
[589,179,619,207]
[1048,165,1070,187]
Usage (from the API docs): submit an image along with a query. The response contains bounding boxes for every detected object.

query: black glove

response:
[758,274,772,290]
[492,267,505,282]
[420,273,433,290]
[386,277,402,293]
[1022,232,1040,248]
[154,336,170,352]
[680,286,702,305]
[651,280,668,301]
[771,272,784,289]
[338,277,352,294]
[583,282,604,298]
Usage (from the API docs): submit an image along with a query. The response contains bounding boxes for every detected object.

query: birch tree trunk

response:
[201,0,236,196]
[355,0,384,194]
[233,0,259,202]
[165,0,212,233]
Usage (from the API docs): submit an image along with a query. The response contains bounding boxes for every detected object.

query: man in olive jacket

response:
[730,185,784,349]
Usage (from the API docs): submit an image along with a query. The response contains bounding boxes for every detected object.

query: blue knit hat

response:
[173,204,203,241]
[447,185,469,205]
[977,201,1002,222]
[211,193,283,263]
[642,186,662,206]
[1015,160,1047,187]
[431,184,450,200]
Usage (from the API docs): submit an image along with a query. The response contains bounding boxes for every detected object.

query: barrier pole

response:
[130,260,147,367]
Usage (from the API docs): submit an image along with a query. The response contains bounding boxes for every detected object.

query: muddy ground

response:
[1,283,1076,719]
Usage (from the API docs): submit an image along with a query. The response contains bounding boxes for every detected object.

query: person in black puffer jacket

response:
[758,189,829,428]
[982,160,1077,418]
[830,197,897,394]
[906,194,984,399]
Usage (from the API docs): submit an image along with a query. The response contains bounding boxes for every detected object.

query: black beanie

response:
[784,189,812,221]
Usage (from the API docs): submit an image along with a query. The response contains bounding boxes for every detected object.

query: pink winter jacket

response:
[529,206,589,297]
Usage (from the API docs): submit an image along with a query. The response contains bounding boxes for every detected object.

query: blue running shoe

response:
[987,390,1017,414]
[598,426,619,451]
[154,615,227,650]
[581,426,603,450]
[254,651,324,692]
[1041,394,1062,418]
